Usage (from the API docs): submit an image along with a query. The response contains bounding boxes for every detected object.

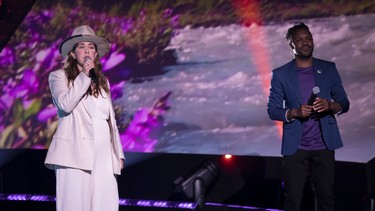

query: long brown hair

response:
[63,44,110,98]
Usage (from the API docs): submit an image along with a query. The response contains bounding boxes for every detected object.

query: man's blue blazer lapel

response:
[313,59,325,92]
[287,61,303,106]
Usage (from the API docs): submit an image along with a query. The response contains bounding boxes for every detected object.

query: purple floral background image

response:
[0,0,177,151]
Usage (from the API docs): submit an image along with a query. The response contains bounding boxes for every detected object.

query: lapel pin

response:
[317,69,322,74]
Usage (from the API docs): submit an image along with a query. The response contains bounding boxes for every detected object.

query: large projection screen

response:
[0,0,374,163]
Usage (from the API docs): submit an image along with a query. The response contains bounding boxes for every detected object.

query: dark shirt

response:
[296,66,326,150]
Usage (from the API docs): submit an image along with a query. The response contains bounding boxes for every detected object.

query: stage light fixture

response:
[173,160,220,210]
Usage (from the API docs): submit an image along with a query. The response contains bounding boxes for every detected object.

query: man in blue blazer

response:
[267,23,350,211]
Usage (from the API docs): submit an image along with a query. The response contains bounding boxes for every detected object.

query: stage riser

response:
[0,150,373,211]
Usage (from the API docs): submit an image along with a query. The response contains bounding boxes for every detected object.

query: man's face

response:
[290,28,314,58]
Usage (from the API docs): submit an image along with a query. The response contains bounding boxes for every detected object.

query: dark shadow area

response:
[0,150,373,211]
[0,0,35,51]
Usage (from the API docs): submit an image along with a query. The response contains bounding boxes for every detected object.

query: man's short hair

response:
[286,22,310,42]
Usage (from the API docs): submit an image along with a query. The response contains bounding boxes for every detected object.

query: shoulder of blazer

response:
[312,58,338,79]
[313,57,335,67]
[49,69,65,76]
[273,59,296,75]
[48,69,67,83]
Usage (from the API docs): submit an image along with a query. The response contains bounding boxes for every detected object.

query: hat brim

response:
[59,35,110,59]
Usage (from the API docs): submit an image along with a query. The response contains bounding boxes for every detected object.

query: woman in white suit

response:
[44,25,125,211]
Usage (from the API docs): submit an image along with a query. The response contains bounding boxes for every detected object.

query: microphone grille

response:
[312,86,320,95]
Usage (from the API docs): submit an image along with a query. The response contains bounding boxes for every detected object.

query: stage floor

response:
[0,150,374,211]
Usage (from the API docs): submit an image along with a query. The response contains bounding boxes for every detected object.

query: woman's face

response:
[70,41,97,69]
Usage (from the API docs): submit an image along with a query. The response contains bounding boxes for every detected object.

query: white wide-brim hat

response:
[59,25,110,59]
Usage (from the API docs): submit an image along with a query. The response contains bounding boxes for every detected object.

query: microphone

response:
[84,56,98,83]
[307,86,320,105]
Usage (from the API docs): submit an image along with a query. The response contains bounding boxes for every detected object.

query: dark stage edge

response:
[0,196,281,211]
[0,149,374,211]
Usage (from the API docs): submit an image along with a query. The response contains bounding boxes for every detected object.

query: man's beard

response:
[296,49,313,59]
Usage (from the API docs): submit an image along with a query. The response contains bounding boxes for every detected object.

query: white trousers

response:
[55,166,119,211]
[56,167,92,211]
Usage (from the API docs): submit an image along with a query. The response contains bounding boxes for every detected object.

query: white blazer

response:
[44,69,125,175]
